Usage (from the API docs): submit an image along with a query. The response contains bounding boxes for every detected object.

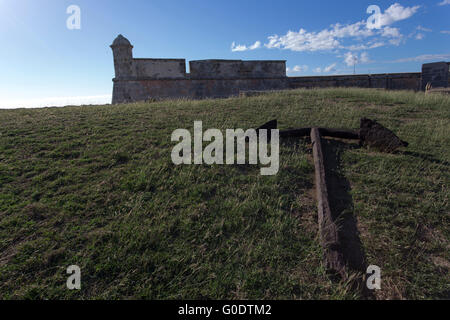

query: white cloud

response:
[391,53,450,63]
[389,37,403,46]
[441,30,450,34]
[417,25,432,32]
[331,22,374,38]
[344,40,387,52]
[408,26,431,40]
[438,0,450,6]
[344,52,370,66]
[376,3,421,27]
[345,44,370,51]
[249,41,261,50]
[382,26,401,38]
[369,42,386,49]
[263,3,418,53]
[360,52,370,63]
[231,42,247,52]
[344,52,358,66]
[0,95,111,109]
[294,65,308,72]
[324,63,337,73]
[231,41,261,52]
[265,27,343,52]
[313,63,337,74]
[264,22,384,52]
[286,65,309,74]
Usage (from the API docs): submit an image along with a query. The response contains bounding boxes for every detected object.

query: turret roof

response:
[111,34,132,47]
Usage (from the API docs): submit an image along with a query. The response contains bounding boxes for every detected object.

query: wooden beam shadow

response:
[321,138,373,297]
[322,138,366,272]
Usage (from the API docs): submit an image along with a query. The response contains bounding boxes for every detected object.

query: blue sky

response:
[0,0,449,108]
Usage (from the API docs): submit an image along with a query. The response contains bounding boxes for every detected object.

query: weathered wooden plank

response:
[279,128,360,139]
[310,127,346,277]
[280,128,311,138]
[256,119,410,148]
[319,128,359,140]
[256,120,359,140]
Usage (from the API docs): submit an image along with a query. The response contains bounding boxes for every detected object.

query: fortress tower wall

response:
[110,35,134,80]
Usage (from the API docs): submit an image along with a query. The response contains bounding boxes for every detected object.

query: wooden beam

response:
[318,128,359,140]
[256,119,410,150]
[279,128,311,138]
[279,128,359,140]
[310,128,346,277]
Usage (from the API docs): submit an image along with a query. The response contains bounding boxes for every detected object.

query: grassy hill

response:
[0,88,448,299]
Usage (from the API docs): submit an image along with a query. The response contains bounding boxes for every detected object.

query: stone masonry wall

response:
[111,72,425,103]
[189,60,286,79]
[133,58,186,79]
[421,62,449,90]
[112,78,289,103]
[288,73,422,90]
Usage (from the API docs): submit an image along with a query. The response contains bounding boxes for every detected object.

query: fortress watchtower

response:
[110,34,134,79]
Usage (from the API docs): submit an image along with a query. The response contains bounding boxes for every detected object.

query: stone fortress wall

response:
[133,59,186,79]
[111,35,450,104]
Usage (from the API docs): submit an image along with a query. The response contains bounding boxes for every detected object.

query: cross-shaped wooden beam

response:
[256,118,409,279]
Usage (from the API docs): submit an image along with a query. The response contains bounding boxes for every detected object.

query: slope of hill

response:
[0,88,448,299]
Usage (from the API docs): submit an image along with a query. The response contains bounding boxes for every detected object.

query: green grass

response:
[0,88,448,299]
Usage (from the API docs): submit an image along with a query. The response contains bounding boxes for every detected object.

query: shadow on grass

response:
[273,136,373,297]
[322,140,365,269]
[398,150,450,167]
[322,139,373,298]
